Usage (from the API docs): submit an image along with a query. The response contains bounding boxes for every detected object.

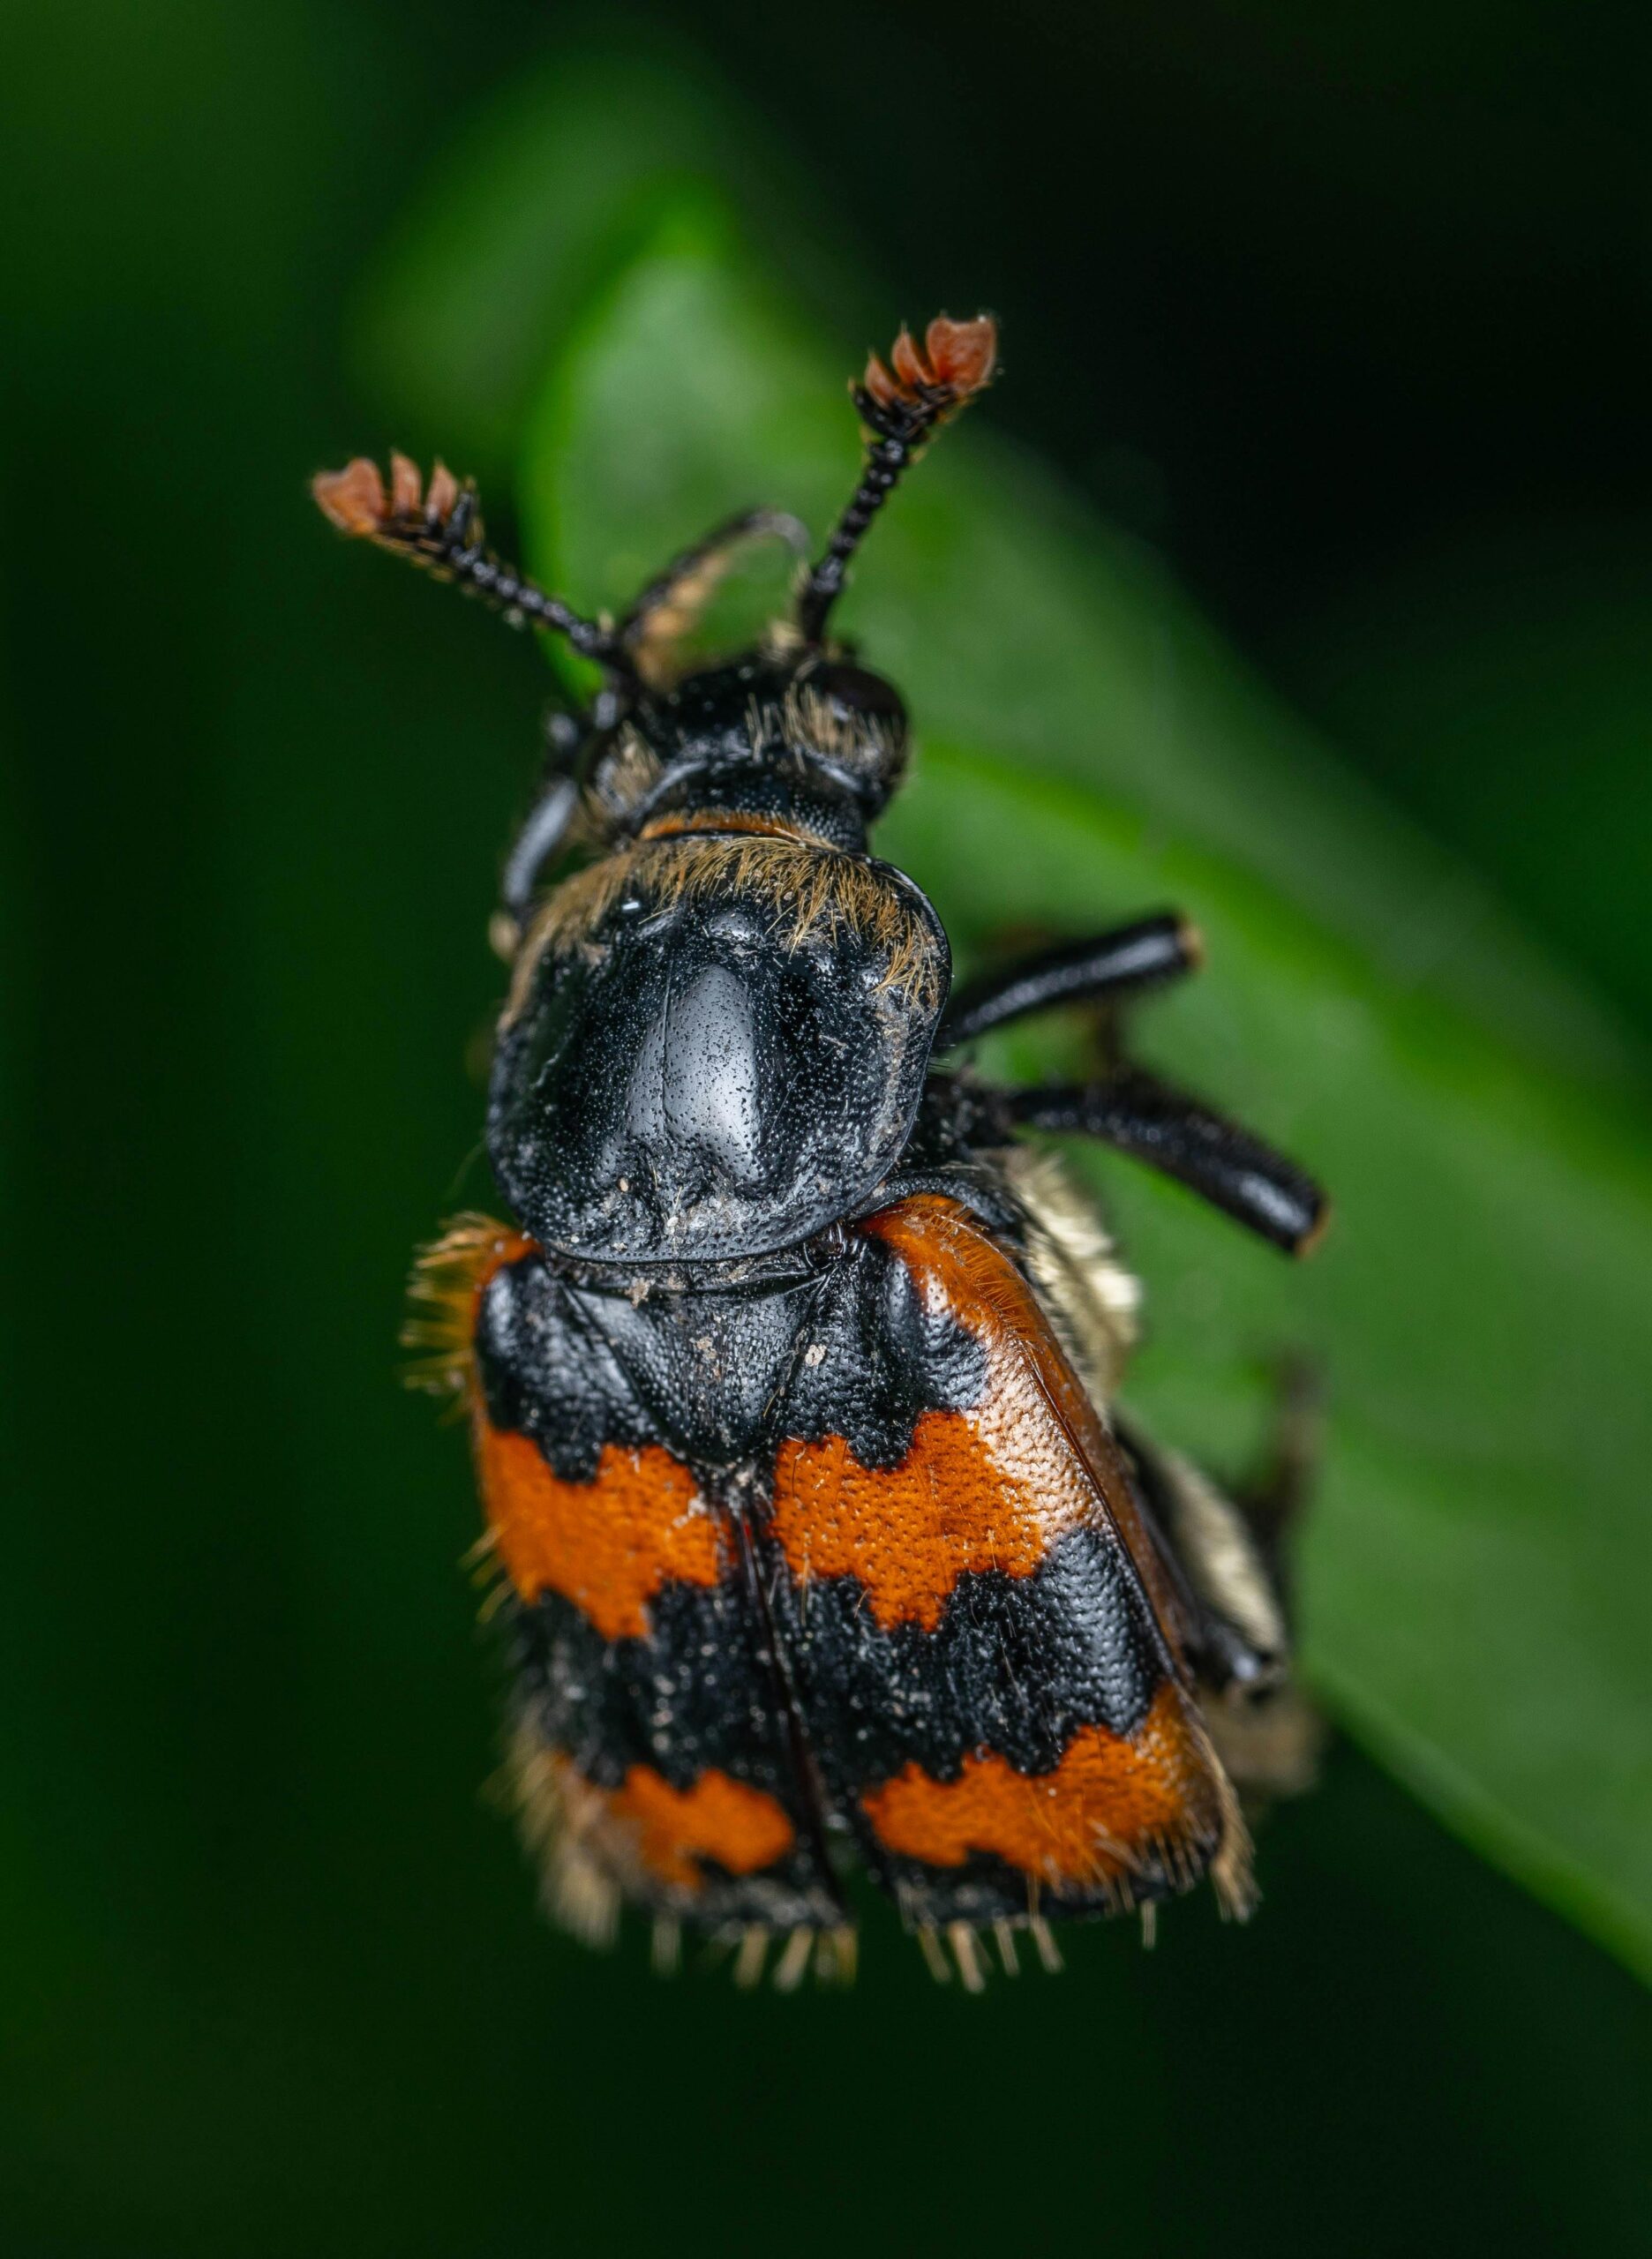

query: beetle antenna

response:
[796,313,998,645]
[312,453,632,677]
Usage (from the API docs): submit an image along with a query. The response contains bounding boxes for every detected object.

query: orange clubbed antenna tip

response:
[311,452,462,539]
[861,313,998,420]
[797,310,1000,642]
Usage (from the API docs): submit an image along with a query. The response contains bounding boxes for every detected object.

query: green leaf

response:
[350,45,867,481]
[510,212,1652,1981]
[1282,529,1652,1034]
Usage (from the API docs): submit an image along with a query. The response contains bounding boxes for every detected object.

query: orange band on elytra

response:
[477,1425,723,1642]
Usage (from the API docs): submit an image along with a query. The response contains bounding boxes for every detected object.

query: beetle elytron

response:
[315,315,1325,1987]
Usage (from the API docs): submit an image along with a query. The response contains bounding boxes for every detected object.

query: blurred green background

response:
[4,4,1650,2254]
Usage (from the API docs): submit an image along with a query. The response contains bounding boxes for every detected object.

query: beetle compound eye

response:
[790,660,912,810]
[808,661,909,754]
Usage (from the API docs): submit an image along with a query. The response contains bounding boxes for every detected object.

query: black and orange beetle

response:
[315,315,1325,1986]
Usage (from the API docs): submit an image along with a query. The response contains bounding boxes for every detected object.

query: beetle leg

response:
[998,1068,1328,1256]
[938,912,1202,1049]
[1115,1396,1325,1805]
[1230,1356,1324,1566]
[620,507,810,683]
[1115,1413,1292,1697]
[485,710,596,957]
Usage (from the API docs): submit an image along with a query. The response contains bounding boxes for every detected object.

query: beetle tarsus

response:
[1001,1069,1327,1256]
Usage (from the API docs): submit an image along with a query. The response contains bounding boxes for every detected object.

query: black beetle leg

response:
[492,777,582,957]
[937,913,1202,1050]
[1232,1357,1324,1563]
[1113,1411,1290,1697]
[620,507,810,677]
[998,1068,1329,1256]
[491,702,622,957]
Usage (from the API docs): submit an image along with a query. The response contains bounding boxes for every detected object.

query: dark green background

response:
[3,4,1648,2254]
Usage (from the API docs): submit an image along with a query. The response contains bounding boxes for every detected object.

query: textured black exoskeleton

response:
[317,315,1326,1988]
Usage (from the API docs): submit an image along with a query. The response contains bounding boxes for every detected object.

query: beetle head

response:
[580,645,910,852]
